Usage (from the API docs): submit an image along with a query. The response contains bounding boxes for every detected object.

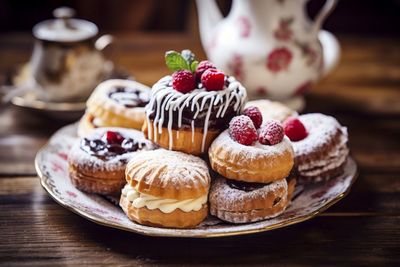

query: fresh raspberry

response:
[283,117,308,141]
[243,106,263,129]
[258,120,284,145]
[229,115,258,146]
[104,131,124,144]
[201,69,225,91]
[172,70,196,93]
[195,60,216,81]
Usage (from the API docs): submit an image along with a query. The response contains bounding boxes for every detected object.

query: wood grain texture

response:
[0,33,399,266]
[0,177,399,267]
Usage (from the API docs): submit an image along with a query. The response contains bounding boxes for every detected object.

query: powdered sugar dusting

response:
[292,113,349,179]
[69,127,156,173]
[37,123,358,237]
[213,129,293,160]
[126,149,210,198]
[210,177,287,211]
[293,113,347,157]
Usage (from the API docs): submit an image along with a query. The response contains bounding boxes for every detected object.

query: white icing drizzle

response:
[145,76,247,152]
[122,184,207,213]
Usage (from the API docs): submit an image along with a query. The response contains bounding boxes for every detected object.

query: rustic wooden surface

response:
[0,33,399,266]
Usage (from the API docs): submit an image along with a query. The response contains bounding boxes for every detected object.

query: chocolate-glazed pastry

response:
[78,79,151,137]
[144,75,247,155]
[68,127,157,195]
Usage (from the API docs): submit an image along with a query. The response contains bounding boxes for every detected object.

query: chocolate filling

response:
[80,132,154,160]
[226,180,268,192]
[147,79,242,131]
[108,86,149,108]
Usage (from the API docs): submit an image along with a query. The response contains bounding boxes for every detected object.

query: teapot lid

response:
[33,7,98,42]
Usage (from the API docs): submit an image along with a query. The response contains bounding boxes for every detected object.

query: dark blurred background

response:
[0,0,399,36]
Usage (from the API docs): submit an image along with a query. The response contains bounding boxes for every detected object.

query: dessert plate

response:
[35,123,358,238]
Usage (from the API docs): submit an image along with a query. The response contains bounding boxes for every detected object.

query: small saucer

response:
[7,63,132,121]
[11,91,86,121]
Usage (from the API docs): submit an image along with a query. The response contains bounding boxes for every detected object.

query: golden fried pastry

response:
[209,129,294,183]
[78,79,150,137]
[68,127,156,195]
[245,99,297,123]
[142,120,220,156]
[120,149,211,228]
[209,176,289,223]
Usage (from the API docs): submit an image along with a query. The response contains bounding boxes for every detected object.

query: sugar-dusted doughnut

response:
[287,113,349,182]
[68,127,156,195]
[209,129,294,183]
[209,176,289,223]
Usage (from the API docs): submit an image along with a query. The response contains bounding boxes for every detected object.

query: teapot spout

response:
[195,0,223,49]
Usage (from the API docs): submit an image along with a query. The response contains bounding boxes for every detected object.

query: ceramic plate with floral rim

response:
[35,123,358,238]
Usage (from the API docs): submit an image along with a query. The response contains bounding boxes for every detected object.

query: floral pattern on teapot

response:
[196,0,340,101]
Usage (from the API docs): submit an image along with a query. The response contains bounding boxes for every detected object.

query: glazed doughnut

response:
[209,176,289,223]
[245,99,298,123]
[68,127,156,195]
[78,79,150,137]
[290,113,349,182]
[143,75,247,155]
[209,129,294,183]
[120,149,211,228]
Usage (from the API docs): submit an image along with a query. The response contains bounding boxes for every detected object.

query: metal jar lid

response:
[32,7,98,42]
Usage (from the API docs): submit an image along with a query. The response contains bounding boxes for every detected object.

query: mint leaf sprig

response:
[165,50,199,73]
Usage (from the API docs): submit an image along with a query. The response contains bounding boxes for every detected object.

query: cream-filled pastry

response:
[120,149,211,228]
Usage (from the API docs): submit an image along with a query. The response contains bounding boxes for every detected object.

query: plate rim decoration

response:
[35,123,358,238]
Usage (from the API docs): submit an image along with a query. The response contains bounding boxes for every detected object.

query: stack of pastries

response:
[68,50,350,228]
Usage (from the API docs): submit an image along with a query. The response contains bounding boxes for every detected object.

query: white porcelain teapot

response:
[195,0,340,105]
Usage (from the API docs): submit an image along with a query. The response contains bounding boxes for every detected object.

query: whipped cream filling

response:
[121,184,207,213]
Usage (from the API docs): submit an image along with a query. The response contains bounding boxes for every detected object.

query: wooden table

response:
[0,33,399,266]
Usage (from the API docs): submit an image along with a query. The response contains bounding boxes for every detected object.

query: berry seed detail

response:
[229,115,258,146]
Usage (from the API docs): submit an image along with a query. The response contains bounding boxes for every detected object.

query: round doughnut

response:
[209,129,294,183]
[68,127,156,195]
[78,79,151,137]
[143,75,247,155]
[291,113,349,182]
[209,176,289,223]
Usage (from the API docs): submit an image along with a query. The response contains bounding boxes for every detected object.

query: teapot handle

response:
[95,34,114,51]
[311,0,338,36]
[319,30,340,76]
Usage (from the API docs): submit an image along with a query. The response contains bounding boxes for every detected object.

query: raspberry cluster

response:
[229,106,286,146]
[229,106,308,146]
[165,50,226,93]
